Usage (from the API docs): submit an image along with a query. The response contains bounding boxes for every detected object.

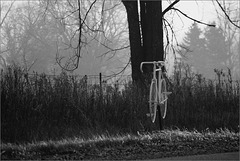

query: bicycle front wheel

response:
[159,79,168,119]
[149,80,158,123]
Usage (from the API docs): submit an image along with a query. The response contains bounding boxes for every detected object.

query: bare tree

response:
[1,1,70,73]
[42,0,130,75]
[42,0,240,81]
[212,0,240,78]
[0,0,16,69]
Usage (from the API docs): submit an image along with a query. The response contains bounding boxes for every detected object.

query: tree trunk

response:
[141,1,164,62]
[123,0,164,83]
[122,0,144,84]
[123,0,164,130]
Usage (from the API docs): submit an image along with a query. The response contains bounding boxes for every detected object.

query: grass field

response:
[1,64,239,144]
[1,128,239,160]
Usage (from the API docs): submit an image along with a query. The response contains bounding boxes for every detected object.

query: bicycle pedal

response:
[160,98,168,104]
[148,101,158,103]
[162,92,172,95]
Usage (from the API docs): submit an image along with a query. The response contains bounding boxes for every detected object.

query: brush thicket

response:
[1,64,239,143]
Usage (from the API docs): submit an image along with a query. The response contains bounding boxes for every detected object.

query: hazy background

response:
[0,0,239,79]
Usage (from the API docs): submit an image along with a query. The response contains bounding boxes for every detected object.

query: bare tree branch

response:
[53,0,128,74]
[162,0,180,16]
[0,49,10,54]
[98,44,130,58]
[172,7,216,27]
[0,0,16,27]
[215,0,240,29]
[27,59,37,72]
[103,1,121,12]
[0,55,7,69]
[73,0,97,69]
[55,0,98,71]
[103,57,131,81]
[163,18,180,59]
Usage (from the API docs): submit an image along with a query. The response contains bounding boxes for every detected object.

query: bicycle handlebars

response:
[140,61,165,73]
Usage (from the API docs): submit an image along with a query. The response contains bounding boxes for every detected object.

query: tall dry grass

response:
[1,64,239,143]
[165,63,239,130]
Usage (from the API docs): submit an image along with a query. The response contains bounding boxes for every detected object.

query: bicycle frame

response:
[140,61,165,103]
[140,61,165,78]
[141,60,171,122]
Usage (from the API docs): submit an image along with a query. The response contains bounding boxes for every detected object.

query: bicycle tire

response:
[159,79,167,119]
[149,80,158,123]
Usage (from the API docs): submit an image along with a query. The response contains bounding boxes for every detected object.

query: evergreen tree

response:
[204,22,229,73]
[180,22,231,78]
[180,22,208,76]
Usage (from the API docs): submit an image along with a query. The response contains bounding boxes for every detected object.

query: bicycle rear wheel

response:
[149,80,158,123]
[159,79,167,119]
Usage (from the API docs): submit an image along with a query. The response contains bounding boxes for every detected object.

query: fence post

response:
[99,73,102,95]
[0,69,3,111]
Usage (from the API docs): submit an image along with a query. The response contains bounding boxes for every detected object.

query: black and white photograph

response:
[0,0,239,160]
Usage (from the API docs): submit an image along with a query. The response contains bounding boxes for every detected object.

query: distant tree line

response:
[179,22,239,79]
[0,1,129,76]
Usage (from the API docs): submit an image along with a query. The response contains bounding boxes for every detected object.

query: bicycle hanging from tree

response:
[140,61,172,123]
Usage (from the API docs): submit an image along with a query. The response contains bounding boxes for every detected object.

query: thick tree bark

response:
[142,1,164,130]
[141,1,164,62]
[122,0,144,83]
[123,0,164,83]
[123,0,165,130]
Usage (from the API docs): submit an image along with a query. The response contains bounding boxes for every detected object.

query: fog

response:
[0,0,239,79]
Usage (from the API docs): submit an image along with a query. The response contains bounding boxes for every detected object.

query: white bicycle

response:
[140,61,171,123]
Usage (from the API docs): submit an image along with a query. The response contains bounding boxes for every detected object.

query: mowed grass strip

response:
[1,128,239,160]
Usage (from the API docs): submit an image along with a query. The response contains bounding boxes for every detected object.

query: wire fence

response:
[0,69,132,92]
[85,73,132,85]
[1,68,239,94]
[61,73,133,91]
[12,72,132,86]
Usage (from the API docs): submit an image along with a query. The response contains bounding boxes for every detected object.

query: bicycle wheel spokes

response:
[160,79,168,119]
[149,80,158,123]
